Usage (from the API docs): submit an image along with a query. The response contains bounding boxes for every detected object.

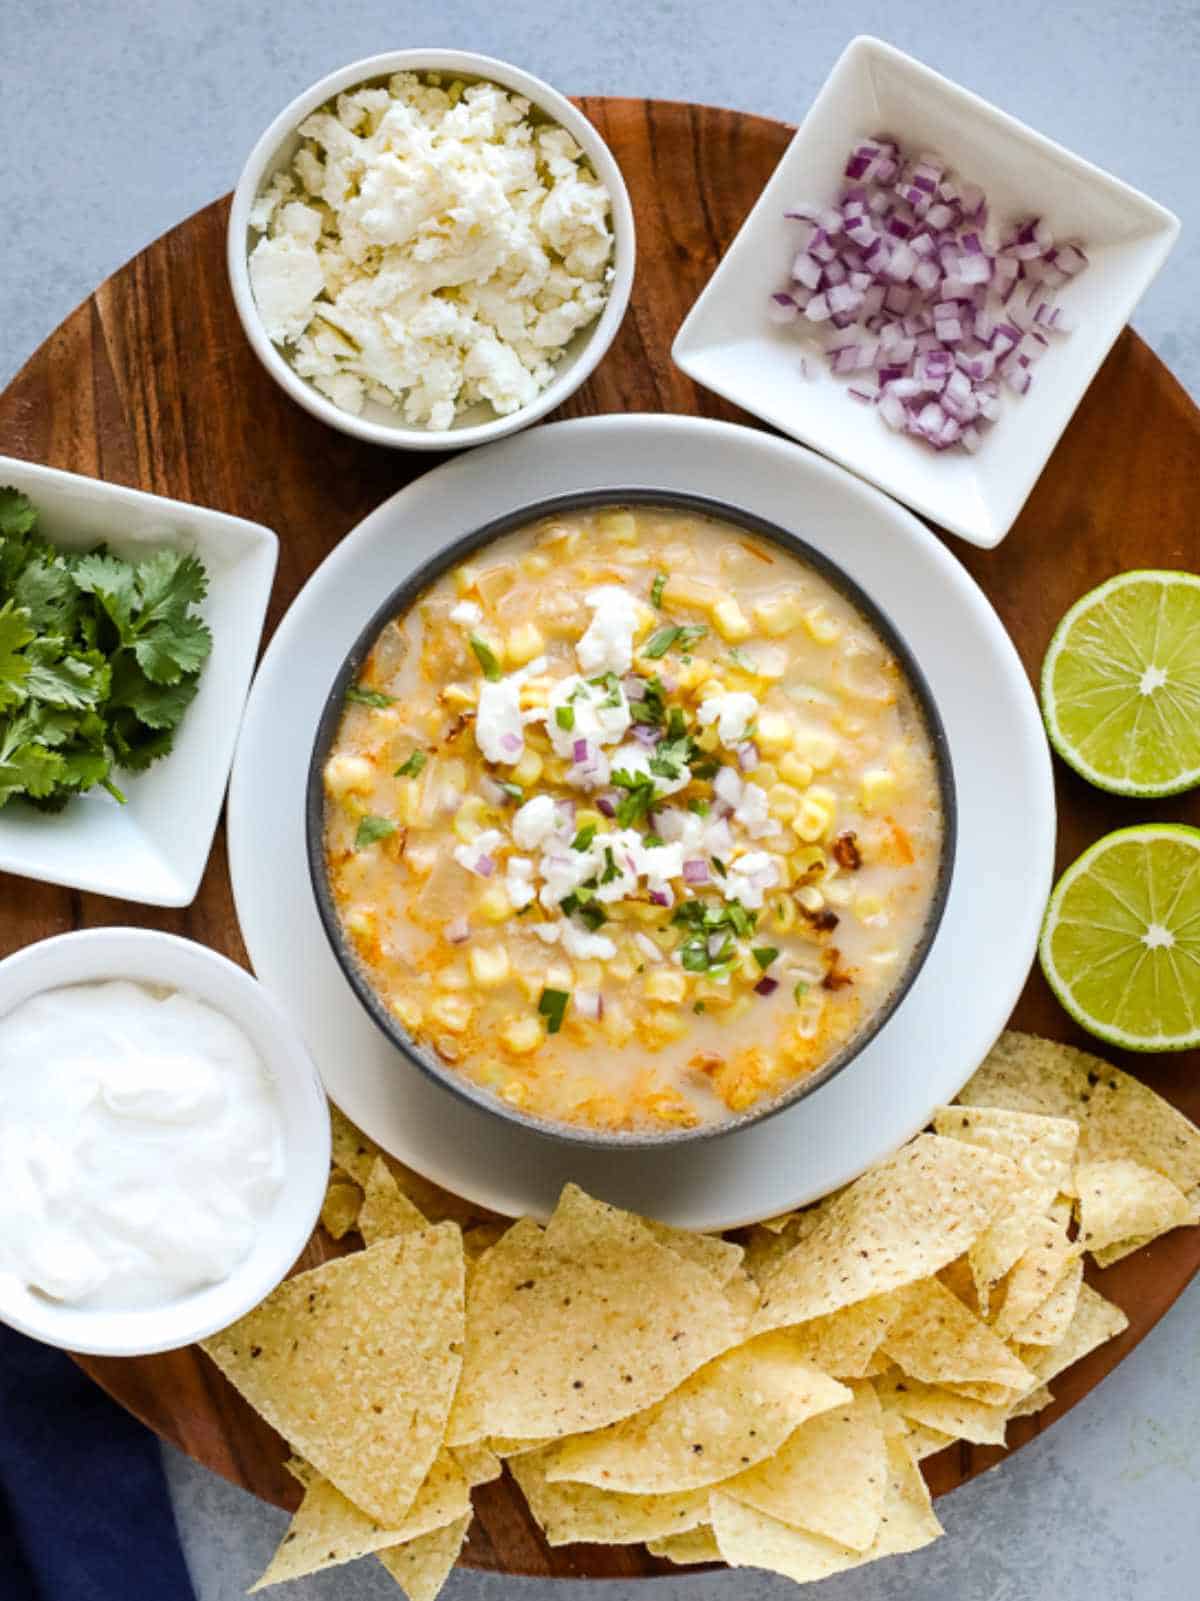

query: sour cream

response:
[0,980,284,1309]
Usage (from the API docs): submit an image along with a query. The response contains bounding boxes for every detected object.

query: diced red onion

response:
[737,741,759,771]
[754,977,780,997]
[596,793,616,817]
[573,738,591,764]
[500,732,522,755]
[683,859,710,885]
[649,889,671,907]
[769,293,799,324]
[473,853,495,878]
[631,723,661,747]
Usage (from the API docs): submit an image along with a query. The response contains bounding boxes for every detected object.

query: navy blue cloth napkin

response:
[0,1324,196,1601]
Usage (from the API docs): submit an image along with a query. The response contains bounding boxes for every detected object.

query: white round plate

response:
[228,415,1055,1230]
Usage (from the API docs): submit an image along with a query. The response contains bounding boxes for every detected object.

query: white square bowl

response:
[0,459,277,906]
[672,35,1180,548]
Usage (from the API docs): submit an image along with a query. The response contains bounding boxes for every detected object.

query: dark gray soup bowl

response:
[306,489,957,1149]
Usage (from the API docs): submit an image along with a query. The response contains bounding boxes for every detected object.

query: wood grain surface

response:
[1,98,1198,1580]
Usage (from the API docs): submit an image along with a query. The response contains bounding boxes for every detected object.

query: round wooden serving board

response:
[1,99,1198,1579]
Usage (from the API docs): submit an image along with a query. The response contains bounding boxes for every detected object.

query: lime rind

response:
[1040,823,1200,1053]
[1041,570,1200,798]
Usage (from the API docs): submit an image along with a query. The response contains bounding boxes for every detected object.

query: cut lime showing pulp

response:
[1041,570,1200,797]
[1040,824,1200,1052]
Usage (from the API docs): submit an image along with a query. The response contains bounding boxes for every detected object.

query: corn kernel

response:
[429,994,473,1033]
[469,946,511,986]
[515,968,544,1002]
[442,682,477,710]
[780,752,815,788]
[793,730,838,771]
[789,845,827,880]
[324,753,374,798]
[345,907,375,938]
[855,894,887,925]
[713,597,752,642]
[501,1015,544,1054]
[391,995,423,1030]
[453,564,479,595]
[755,712,793,756]
[608,959,637,983]
[767,896,798,934]
[395,778,422,825]
[506,621,545,666]
[752,591,806,637]
[406,843,437,878]
[662,575,717,612]
[477,886,512,922]
[511,749,543,787]
[796,885,825,913]
[695,725,720,753]
[803,605,841,645]
[673,659,714,692]
[602,1004,634,1046]
[861,768,896,811]
[521,551,552,576]
[766,783,800,822]
[795,797,833,842]
[749,762,779,789]
[644,968,687,1004]
[574,808,603,833]
[454,795,489,842]
[825,879,853,906]
[638,1008,688,1048]
[596,510,638,543]
[500,1080,528,1108]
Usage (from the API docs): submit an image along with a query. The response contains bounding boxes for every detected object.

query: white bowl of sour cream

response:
[0,929,330,1356]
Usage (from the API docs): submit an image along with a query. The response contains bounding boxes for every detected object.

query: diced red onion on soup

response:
[754,976,780,997]
[770,134,1089,451]
[649,888,672,907]
[683,859,710,885]
[736,741,759,772]
[471,853,495,878]
[500,732,522,756]
[596,792,617,818]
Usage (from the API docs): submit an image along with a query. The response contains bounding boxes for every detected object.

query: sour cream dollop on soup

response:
[323,505,945,1134]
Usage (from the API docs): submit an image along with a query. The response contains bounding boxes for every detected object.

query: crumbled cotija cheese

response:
[247,73,614,429]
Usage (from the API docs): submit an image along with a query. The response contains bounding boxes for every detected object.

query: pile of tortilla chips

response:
[201,1033,1200,1596]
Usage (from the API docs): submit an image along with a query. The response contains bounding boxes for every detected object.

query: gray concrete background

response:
[3,2,1199,1598]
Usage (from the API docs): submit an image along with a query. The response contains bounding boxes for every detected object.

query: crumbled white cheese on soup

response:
[576,587,641,677]
[246,73,614,429]
[698,691,758,747]
[450,600,483,626]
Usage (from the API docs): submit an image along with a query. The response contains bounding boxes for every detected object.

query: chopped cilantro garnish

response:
[355,814,396,850]
[600,845,621,884]
[394,750,426,778]
[727,646,755,671]
[555,704,576,732]
[611,768,658,828]
[752,946,780,971]
[643,832,664,849]
[643,625,680,659]
[498,780,523,801]
[794,981,810,1003]
[538,987,569,1034]
[650,571,667,608]
[680,938,711,972]
[588,671,624,708]
[667,705,687,739]
[711,856,727,878]
[691,756,720,781]
[578,902,607,931]
[693,1000,706,1014]
[346,683,394,707]
[469,635,502,681]
[572,822,598,851]
[688,798,710,817]
[650,731,695,781]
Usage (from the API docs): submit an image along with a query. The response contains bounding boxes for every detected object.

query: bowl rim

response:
[0,927,330,1355]
[226,47,636,452]
[305,487,958,1149]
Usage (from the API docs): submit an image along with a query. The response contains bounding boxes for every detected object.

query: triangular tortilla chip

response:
[377,1512,471,1601]
[250,1452,469,1590]
[320,1176,364,1240]
[722,1381,887,1551]
[785,1294,903,1378]
[203,1227,464,1525]
[1075,1157,1197,1255]
[958,1032,1200,1194]
[641,1219,744,1284]
[545,1333,849,1494]
[647,1526,722,1564]
[447,1191,745,1445]
[359,1156,428,1245]
[1007,1257,1083,1347]
[508,1446,710,1546]
[882,1278,1035,1395]
[753,1136,1023,1332]
[1007,1384,1054,1419]
[873,1369,1009,1446]
[933,1104,1079,1196]
[711,1435,941,1581]
[328,1105,482,1225]
[990,1213,1080,1339]
[450,1444,502,1487]
[1015,1283,1129,1388]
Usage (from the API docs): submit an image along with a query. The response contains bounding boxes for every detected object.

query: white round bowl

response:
[227,49,636,451]
[0,929,330,1356]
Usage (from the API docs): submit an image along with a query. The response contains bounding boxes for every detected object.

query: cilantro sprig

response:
[0,488,213,811]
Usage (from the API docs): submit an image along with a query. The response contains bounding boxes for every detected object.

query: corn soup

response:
[322,505,944,1133]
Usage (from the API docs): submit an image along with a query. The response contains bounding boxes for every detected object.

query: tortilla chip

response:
[1007,1384,1054,1419]
[1008,1257,1083,1347]
[722,1270,762,1325]
[896,1420,955,1460]
[546,1332,849,1494]
[450,1444,502,1487]
[642,1219,744,1285]
[882,1278,1034,1396]
[958,1032,1200,1195]
[508,1446,710,1546]
[647,1526,722,1564]
[487,1435,556,1458]
[753,1136,1022,1332]
[786,1294,903,1378]
[1016,1283,1129,1388]
[1075,1157,1197,1255]
[284,1456,316,1489]
[723,1381,887,1551]
[1091,1234,1154,1268]
[328,1104,481,1227]
[711,1435,941,1581]
[873,1369,1009,1446]
[758,1211,802,1234]
[377,1512,471,1601]
[463,1222,508,1261]
[934,1104,1079,1197]
[446,1193,745,1445]
[250,1453,469,1590]
[203,1227,464,1526]
[990,1214,1080,1339]
[320,1177,364,1241]
[359,1157,428,1245]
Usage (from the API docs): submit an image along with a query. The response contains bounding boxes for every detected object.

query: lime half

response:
[1040,824,1200,1052]
[1041,570,1200,797]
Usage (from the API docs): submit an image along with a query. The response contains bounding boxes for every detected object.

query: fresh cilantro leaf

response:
[469,635,502,681]
[395,750,427,778]
[346,683,395,708]
[643,832,664,849]
[611,768,658,828]
[555,704,575,732]
[643,625,681,659]
[0,602,34,709]
[649,732,695,781]
[538,988,569,1034]
[0,741,65,806]
[105,715,177,772]
[133,550,208,628]
[133,612,213,685]
[600,845,621,884]
[728,646,755,670]
[688,797,710,816]
[691,756,720,781]
[752,947,780,971]
[667,705,687,739]
[680,938,711,972]
[355,814,397,850]
[650,571,667,608]
[577,902,607,931]
[0,487,38,540]
[711,856,727,878]
[572,823,598,851]
[107,652,199,729]
[71,554,138,636]
[22,639,108,710]
[13,555,81,635]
